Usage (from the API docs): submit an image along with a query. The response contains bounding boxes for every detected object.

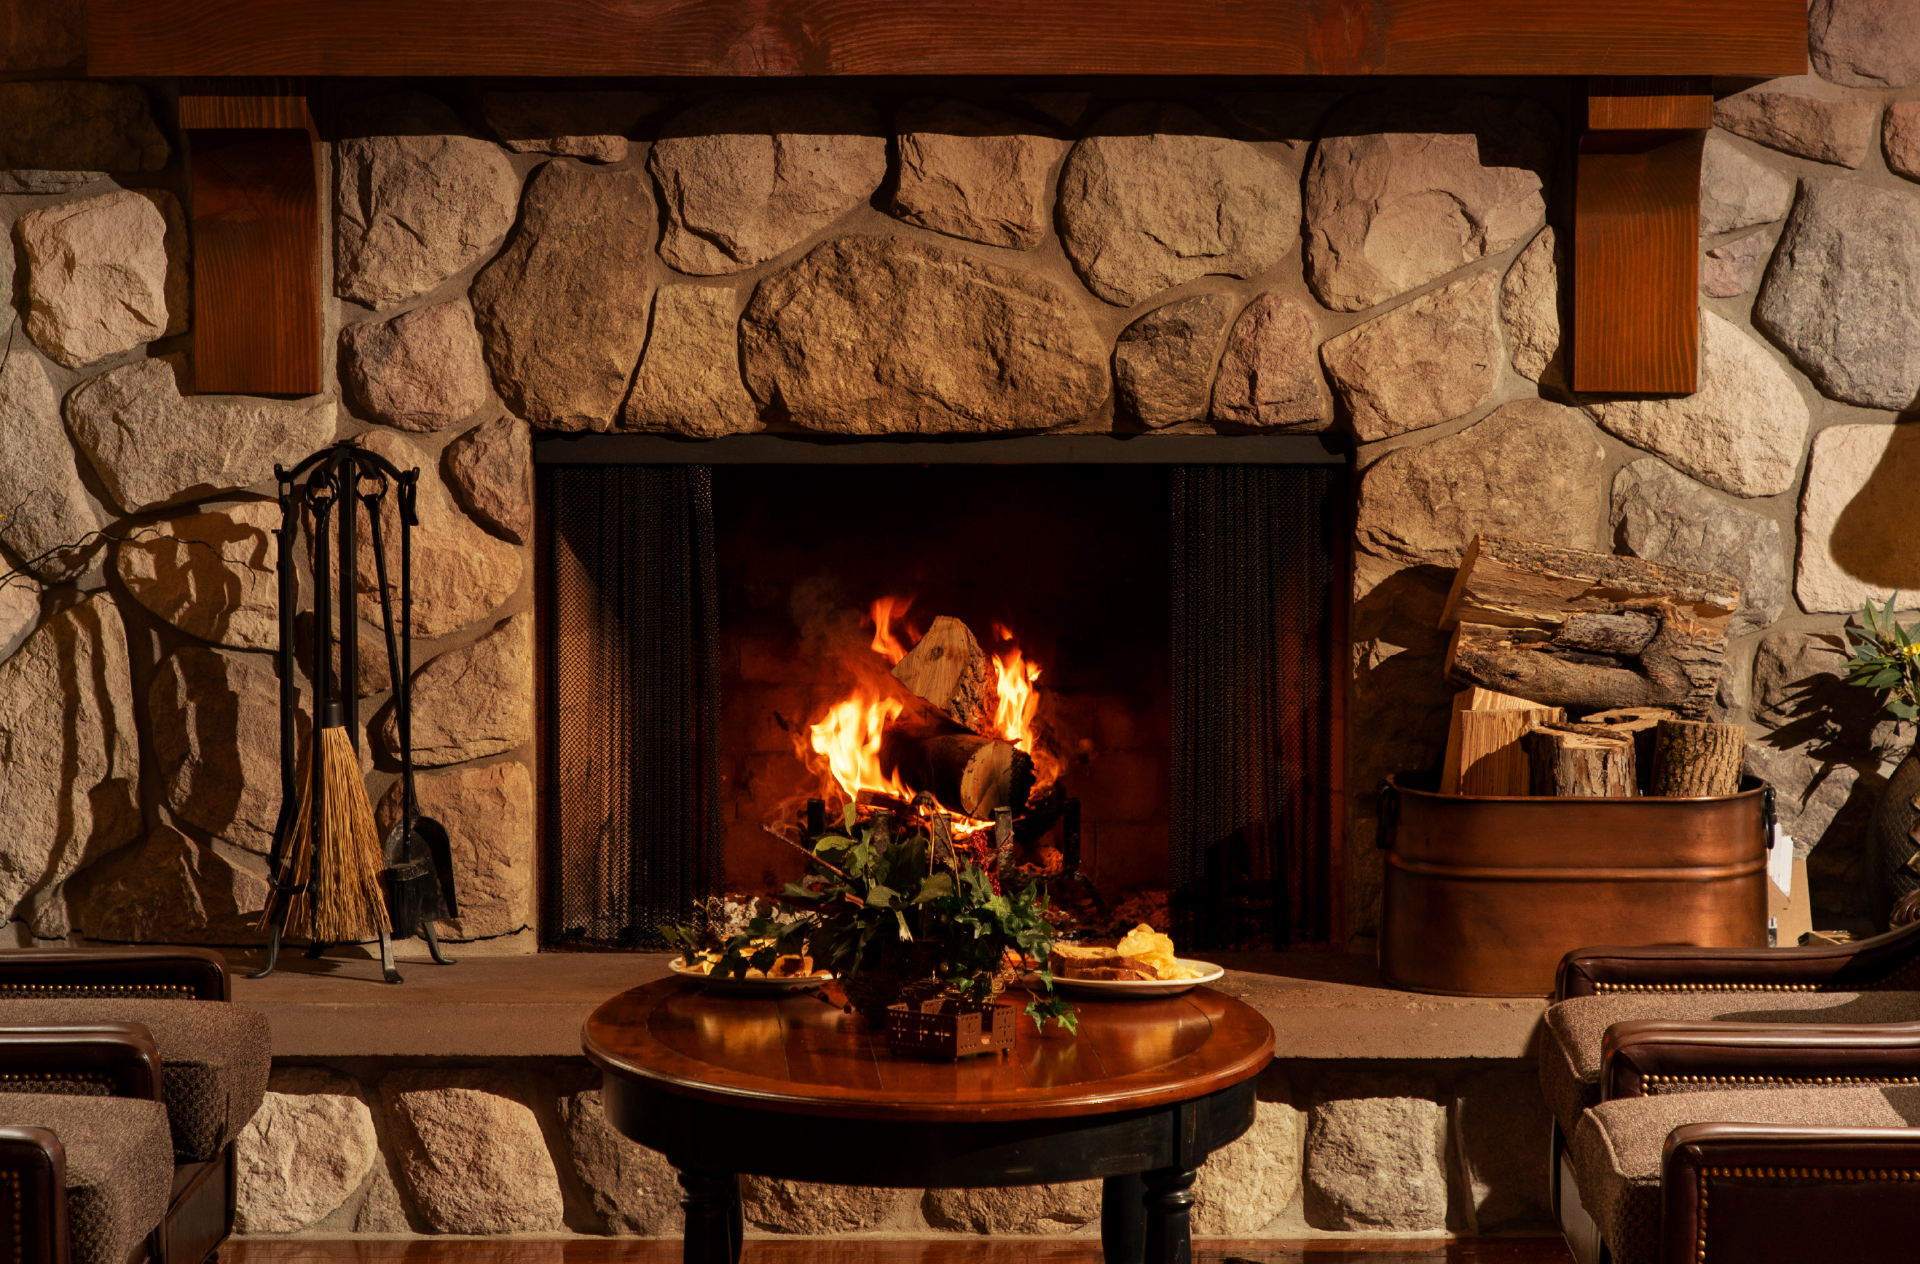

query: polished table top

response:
[584,977,1275,1124]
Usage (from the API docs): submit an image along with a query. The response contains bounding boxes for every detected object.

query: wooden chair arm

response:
[0,948,229,1001]
[1660,1124,1920,1264]
[1602,1019,1920,1102]
[0,1127,69,1264]
[0,1025,164,1102]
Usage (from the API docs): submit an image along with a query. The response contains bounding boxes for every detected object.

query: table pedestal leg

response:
[678,1169,738,1264]
[1101,1172,1145,1264]
[1142,1166,1197,1264]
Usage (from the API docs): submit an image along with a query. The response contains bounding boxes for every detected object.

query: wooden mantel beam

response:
[88,0,1806,79]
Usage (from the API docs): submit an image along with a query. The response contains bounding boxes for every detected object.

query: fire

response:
[992,646,1041,750]
[869,596,915,666]
[807,694,908,803]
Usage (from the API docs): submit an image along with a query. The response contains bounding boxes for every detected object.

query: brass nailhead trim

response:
[0,984,193,1000]
[1648,1075,1920,1092]
[1697,1165,1920,1262]
[1595,982,1820,994]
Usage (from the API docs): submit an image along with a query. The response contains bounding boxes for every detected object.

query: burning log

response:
[883,731,1034,821]
[892,615,998,736]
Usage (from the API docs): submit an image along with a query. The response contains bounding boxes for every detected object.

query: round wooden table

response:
[584,977,1274,1264]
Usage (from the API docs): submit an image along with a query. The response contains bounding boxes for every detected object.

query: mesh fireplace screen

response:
[1171,465,1338,950]
[540,465,722,948]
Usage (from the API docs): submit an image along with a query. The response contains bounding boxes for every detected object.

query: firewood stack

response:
[881,615,1035,819]
[1434,535,1747,799]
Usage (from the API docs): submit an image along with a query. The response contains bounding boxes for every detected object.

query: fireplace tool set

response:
[250,443,458,983]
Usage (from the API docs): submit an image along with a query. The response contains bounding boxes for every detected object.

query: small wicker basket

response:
[885,995,1019,1060]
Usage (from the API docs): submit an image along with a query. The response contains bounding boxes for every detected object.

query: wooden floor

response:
[229,1238,1573,1264]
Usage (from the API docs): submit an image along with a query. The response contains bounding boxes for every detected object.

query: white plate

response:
[1035,959,1225,999]
[667,955,832,994]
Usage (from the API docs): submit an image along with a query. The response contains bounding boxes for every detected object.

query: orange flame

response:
[869,596,915,666]
[992,648,1042,750]
[807,694,908,803]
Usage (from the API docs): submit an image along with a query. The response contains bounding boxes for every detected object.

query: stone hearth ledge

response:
[223,949,1545,1060]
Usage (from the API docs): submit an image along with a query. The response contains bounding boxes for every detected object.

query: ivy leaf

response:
[842,802,858,831]
[913,871,955,903]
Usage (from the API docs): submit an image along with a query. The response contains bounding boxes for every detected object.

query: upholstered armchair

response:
[0,948,269,1264]
[1540,923,1920,1264]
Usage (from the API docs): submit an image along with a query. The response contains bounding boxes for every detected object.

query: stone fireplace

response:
[1,56,1910,955]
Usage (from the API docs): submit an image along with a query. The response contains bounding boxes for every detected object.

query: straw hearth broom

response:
[265,719,391,942]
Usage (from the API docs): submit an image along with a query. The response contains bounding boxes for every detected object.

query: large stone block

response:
[1192,1097,1302,1235]
[1304,94,1556,312]
[1754,179,1920,411]
[334,93,521,309]
[1700,135,1795,237]
[443,414,532,544]
[0,595,140,919]
[1796,424,1920,615]
[481,90,668,163]
[65,359,336,514]
[1753,628,1910,761]
[1745,741,1866,851]
[923,1183,1098,1234]
[558,1086,681,1234]
[1586,311,1808,498]
[375,762,533,940]
[1355,398,1604,573]
[0,342,102,580]
[235,1067,380,1233]
[16,189,169,368]
[741,1177,899,1233]
[148,646,290,854]
[1208,292,1331,431]
[340,299,490,432]
[621,285,761,438]
[380,1068,565,1233]
[1884,101,1920,182]
[1714,88,1876,168]
[1305,1084,1448,1231]
[353,429,522,639]
[649,93,887,275]
[67,824,268,944]
[0,578,35,664]
[891,98,1067,250]
[1059,101,1297,307]
[740,236,1108,434]
[1450,1065,1553,1234]
[378,614,533,768]
[1114,293,1234,429]
[1321,269,1501,441]
[0,82,167,171]
[1501,226,1563,385]
[1811,0,1920,89]
[117,500,280,649]
[471,162,655,431]
[1611,460,1787,637]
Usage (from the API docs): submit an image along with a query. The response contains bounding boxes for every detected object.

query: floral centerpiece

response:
[667,804,1076,1034]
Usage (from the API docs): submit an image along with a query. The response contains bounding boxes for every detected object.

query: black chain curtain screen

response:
[1171,465,1338,950]
[540,465,721,947]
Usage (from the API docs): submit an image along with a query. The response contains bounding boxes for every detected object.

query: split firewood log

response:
[1446,601,1725,719]
[1440,688,1564,795]
[1583,707,1681,792]
[892,615,998,736]
[1649,720,1746,797]
[1523,722,1637,797]
[1440,535,1740,635]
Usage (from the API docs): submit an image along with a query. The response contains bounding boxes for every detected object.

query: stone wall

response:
[232,1055,1551,1241]
[3,3,1917,947]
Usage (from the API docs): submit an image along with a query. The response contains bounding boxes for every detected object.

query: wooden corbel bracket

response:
[178,78,321,396]
[1572,77,1713,395]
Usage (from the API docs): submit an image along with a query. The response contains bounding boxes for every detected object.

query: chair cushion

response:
[1568,1084,1920,1264]
[1538,990,1920,1137]
[0,1000,270,1162]
[0,1094,173,1264]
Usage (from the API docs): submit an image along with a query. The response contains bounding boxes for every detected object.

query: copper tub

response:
[1378,774,1771,998]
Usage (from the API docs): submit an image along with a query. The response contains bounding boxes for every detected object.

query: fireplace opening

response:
[539,457,1342,954]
